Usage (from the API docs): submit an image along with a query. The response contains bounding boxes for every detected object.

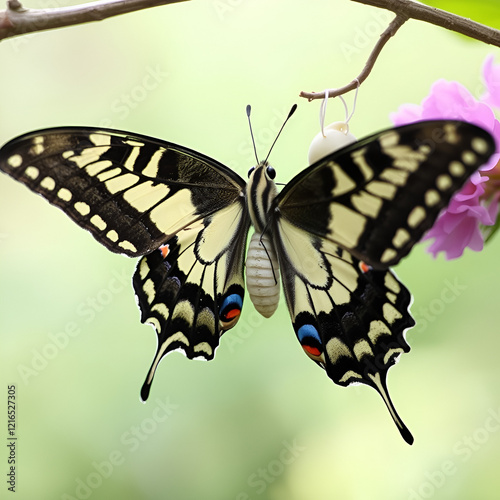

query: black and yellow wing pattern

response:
[0,119,495,443]
[0,128,250,400]
[134,204,249,401]
[272,121,495,443]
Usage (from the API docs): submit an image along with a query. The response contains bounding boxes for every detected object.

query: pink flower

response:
[390,57,500,259]
[425,170,499,259]
[482,54,500,109]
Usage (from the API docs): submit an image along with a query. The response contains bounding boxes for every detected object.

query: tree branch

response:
[300,0,500,101]
[351,0,500,46]
[300,13,407,101]
[0,0,189,42]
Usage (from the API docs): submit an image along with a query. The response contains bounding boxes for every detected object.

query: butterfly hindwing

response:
[0,127,244,257]
[273,219,415,442]
[277,121,495,268]
[134,201,250,401]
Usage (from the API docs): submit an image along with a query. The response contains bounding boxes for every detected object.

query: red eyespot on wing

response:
[226,308,241,320]
[359,261,370,273]
[160,245,170,259]
[219,291,244,329]
[302,345,321,357]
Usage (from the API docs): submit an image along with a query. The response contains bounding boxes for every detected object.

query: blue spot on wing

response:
[297,324,321,344]
[220,292,243,322]
[221,293,243,311]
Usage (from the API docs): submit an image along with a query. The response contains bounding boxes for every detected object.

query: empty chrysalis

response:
[308,87,358,164]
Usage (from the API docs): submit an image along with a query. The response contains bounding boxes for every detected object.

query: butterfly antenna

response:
[264,104,297,164]
[259,232,279,285]
[246,105,260,164]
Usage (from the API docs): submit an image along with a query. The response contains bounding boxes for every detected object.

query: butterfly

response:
[0,108,494,444]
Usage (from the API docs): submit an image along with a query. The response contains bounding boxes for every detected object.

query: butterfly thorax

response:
[246,161,277,232]
[245,162,281,318]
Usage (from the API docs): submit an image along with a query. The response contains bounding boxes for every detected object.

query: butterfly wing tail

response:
[134,204,249,401]
[275,217,414,441]
[366,371,414,444]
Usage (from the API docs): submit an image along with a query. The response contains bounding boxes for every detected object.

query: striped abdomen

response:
[245,232,280,318]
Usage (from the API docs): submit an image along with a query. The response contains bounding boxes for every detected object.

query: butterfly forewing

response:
[276,121,496,268]
[134,201,250,401]
[0,127,244,257]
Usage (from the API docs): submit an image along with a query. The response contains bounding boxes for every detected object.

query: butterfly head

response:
[247,161,276,181]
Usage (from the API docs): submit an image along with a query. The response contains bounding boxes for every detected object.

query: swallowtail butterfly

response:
[0,110,494,444]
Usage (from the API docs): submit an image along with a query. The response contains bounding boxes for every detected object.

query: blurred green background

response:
[1,1,499,499]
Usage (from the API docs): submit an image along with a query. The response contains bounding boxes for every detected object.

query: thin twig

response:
[351,0,500,47]
[300,0,500,101]
[300,13,407,101]
[0,0,189,42]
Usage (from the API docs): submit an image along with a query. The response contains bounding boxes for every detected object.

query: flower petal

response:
[482,54,500,109]
[390,61,500,260]
[389,103,423,126]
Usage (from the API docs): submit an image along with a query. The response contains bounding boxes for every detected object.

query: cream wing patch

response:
[0,128,245,258]
[196,203,244,263]
[276,217,330,288]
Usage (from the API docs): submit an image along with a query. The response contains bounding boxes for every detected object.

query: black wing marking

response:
[273,218,414,443]
[0,127,245,257]
[134,201,250,401]
[272,120,495,443]
[276,120,495,268]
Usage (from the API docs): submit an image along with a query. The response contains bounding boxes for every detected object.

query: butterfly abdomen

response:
[245,232,280,318]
